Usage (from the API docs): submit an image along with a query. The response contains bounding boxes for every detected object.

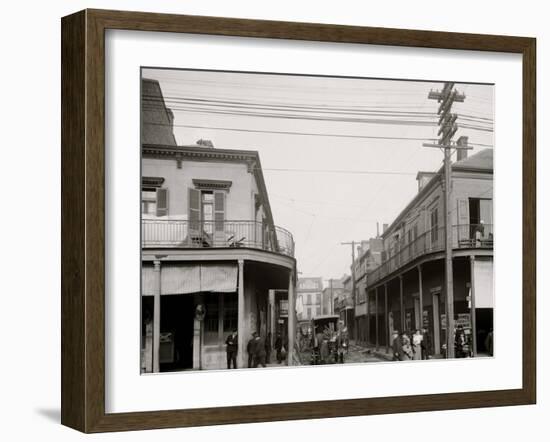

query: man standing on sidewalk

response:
[391,330,403,361]
[247,332,257,368]
[253,333,267,368]
[225,329,238,369]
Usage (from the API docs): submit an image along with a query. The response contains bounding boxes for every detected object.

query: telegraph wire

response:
[143,121,494,145]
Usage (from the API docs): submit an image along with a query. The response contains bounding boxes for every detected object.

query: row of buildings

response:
[301,146,494,357]
[140,76,494,371]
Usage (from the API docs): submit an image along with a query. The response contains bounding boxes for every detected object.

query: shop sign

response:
[441,313,471,330]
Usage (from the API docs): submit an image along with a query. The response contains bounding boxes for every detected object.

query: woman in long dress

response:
[412,329,423,360]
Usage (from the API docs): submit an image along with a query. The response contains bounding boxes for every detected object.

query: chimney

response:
[196,139,215,148]
[382,223,389,233]
[166,108,174,132]
[456,136,469,161]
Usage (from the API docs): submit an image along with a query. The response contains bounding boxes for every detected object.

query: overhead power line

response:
[142,93,494,123]
[143,122,493,147]
[142,105,494,131]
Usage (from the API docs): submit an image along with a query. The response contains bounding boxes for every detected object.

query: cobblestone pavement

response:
[342,344,387,364]
[294,344,386,366]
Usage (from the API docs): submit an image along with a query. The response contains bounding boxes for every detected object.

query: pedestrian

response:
[421,328,432,360]
[274,332,283,364]
[320,325,331,364]
[265,332,272,364]
[401,332,413,360]
[247,332,257,368]
[455,325,467,358]
[484,328,494,356]
[475,220,486,246]
[253,333,267,368]
[225,329,238,369]
[412,329,423,360]
[391,330,402,361]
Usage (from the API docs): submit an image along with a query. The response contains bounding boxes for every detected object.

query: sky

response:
[142,68,494,284]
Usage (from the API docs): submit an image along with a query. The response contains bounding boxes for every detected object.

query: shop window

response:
[223,293,238,332]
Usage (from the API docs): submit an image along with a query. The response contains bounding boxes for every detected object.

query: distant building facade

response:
[335,274,354,335]
[321,277,346,316]
[296,277,323,321]
[352,238,384,344]
[358,147,494,356]
[140,78,296,372]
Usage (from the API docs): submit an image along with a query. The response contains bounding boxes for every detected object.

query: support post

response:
[384,283,389,354]
[375,286,379,351]
[443,146,455,358]
[469,255,478,356]
[237,259,246,368]
[366,291,371,345]
[418,265,423,331]
[287,269,296,366]
[399,275,404,332]
[153,260,161,373]
[329,278,334,315]
[269,289,276,350]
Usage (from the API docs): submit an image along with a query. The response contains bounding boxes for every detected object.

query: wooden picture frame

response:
[61,9,536,433]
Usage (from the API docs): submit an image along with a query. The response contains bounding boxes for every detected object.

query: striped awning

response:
[142,263,238,295]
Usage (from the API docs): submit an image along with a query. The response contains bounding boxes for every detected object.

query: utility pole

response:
[423,82,471,359]
[341,240,359,333]
[330,278,334,315]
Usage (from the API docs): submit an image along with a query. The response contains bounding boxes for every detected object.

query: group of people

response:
[312,321,348,364]
[391,328,432,361]
[225,330,288,369]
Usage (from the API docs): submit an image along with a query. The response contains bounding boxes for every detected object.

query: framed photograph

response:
[61,9,536,433]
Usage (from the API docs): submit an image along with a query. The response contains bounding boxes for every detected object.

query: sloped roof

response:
[381,148,493,239]
[141,78,177,146]
[453,148,493,171]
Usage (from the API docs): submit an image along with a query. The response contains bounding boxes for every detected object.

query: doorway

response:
[475,308,494,355]
[159,295,195,371]
[141,296,154,373]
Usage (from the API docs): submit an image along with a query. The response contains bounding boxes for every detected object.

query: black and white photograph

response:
[140,68,494,373]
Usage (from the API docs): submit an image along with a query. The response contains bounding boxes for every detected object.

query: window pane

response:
[223,293,238,332]
[142,190,157,215]
[204,294,219,345]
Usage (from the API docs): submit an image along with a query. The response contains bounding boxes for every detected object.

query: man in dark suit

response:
[246,332,257,368]
[391,330,403,361]
[253,333,267,368]
[225,329,238,369]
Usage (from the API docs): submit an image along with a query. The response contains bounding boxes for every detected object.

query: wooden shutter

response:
[214,191,225,233]
[479,199,493,225]
[155,188,168,217]
[456,198,469,243]
[188,188,200,235]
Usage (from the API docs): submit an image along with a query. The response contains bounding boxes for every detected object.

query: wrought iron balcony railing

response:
[366,224,493,286]
[142,219,295,258]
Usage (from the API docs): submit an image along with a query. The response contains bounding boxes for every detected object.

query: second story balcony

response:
[142,219,295,258]
[366,223,493,286]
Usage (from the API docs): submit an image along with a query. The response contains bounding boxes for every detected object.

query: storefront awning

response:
[142,263,238,295]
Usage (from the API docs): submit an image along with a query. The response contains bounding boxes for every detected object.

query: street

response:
[295,342,386,366]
